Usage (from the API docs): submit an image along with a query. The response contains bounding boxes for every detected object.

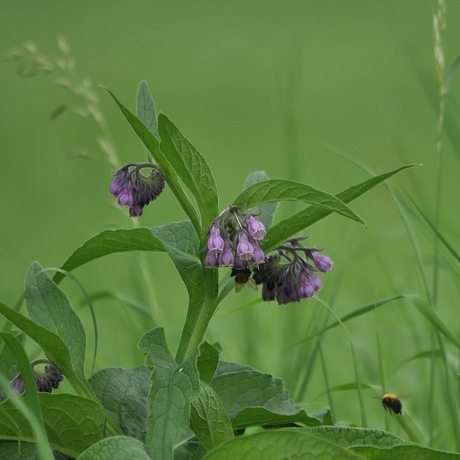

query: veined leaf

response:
[79,436,150,460]
[25,263,86,378]
[232,178,364,226]
[159,114,218,229]
[203,429,356,459]
[138,328,200,460]
[89,366,151,442]
[264,164,418,251]
[190,381,234,452]
[211,361,329,429]
[0,393,105,458]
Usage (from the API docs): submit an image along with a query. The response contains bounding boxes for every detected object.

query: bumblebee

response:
[231,267,257,293]
[381,394,402,415]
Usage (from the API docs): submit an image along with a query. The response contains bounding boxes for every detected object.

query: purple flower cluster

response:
[11,362,64,395]
[252,237,333,305]
[205,206,266,270]
[109,163,165,217]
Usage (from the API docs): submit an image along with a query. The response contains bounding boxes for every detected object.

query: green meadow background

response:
[2,0,460,452]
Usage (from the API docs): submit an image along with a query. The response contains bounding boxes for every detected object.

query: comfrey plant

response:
[0,81,418,459]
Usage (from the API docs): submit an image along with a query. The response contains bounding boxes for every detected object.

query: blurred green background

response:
[2,0,460,450]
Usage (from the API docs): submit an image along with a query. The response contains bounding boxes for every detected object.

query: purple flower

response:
[246,215,266,240]
[219,241,234,266]
[298,276,315,299]
[251,242,265,265]
[109,164,165,217]
[11,362,64,395]
[109,166,129,197]
[207,225,225,255]
[236,233,254,261]
[118,182,134,207]
[311,251,333,273]
[310,274,323,291]
[129,202,144,217]
[205,252,219,268]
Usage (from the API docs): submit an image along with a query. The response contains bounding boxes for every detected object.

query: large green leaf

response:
[53,228,165,284]
[264,164,417,251]
[53,222,199,287]
[232,179,364,226]
[106,88,201,233]
[211,361,329,429]
[138,328,200,460]
[204,426,460,459]
[203,429,357,459]
[78,436,150,460]
[190,381,234,452]
[25,263,86,378]
[89,366,151,442]
[159,114,218,229]
[0,393,105,458]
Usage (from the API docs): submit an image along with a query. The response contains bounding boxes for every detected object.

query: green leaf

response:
[203,429,357,459]
[233,178,364,226]
[0,393,105,458]
[211,362,327,429]
[139,328,200,460]
[53,222,199,287]
[264,164,418,251]
[78,436,150,460]
[137,80,159,141]
[351,444,460,459]
[243,171,278,231]
[159,113,218,229]
[89,366,151,442]
[0,442,42,460]
[190,381,234,452]
[105,88,201,234]
[25,262,86,378]
[204,426,459,459]
[196,342,221,384]
[53,228,165,284]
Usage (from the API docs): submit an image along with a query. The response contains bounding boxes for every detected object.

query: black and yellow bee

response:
[231,267,257,293]
[381,394,402,415]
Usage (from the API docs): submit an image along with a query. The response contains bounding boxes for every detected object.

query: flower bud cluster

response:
[252,237,333,305]
[109,163,165,217]
[205,206,266,270]
[11,362,64,395]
